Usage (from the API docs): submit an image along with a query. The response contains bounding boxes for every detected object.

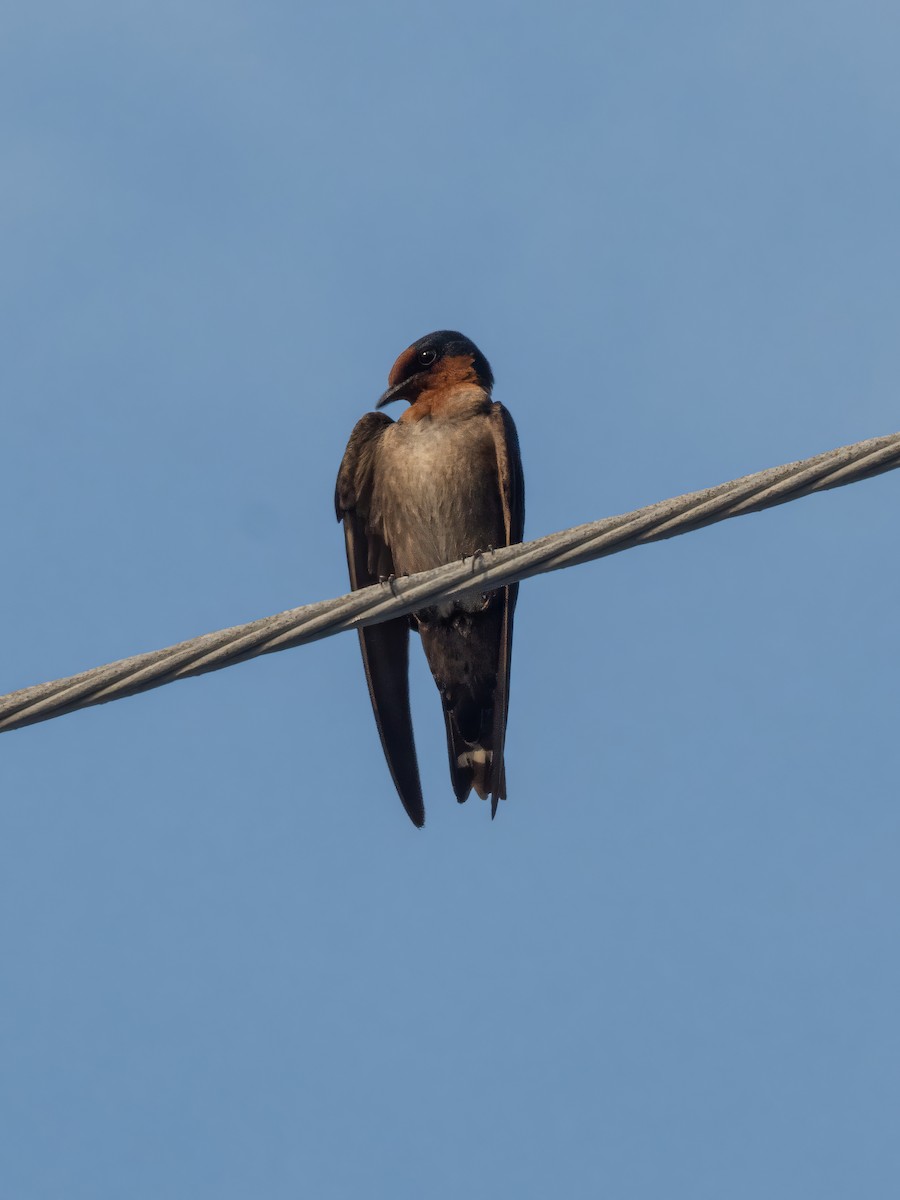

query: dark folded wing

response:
[486,403,526,815]
[335,413,424,828]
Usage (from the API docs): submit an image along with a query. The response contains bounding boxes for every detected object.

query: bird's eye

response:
[418,349,437,366]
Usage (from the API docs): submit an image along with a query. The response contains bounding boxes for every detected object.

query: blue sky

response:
[2,2,899,1196]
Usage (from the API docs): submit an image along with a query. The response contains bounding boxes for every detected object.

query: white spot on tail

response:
[457,748,492,768]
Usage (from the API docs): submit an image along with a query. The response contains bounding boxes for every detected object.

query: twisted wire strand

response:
[2,431,898,735]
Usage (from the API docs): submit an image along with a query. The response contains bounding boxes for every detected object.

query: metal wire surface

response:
[2,431,898,734]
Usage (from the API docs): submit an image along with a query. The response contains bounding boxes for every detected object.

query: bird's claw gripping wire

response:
[469,546,495,572]
[379,571,411,597]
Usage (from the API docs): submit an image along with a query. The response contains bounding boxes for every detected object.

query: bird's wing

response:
[490,402,525,546]
[486,402,525,815]
[335,413,425,828]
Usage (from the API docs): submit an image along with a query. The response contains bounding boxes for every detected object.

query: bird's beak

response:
[376,372,427,409]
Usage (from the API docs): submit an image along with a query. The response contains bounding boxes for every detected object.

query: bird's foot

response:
[471,545,494,571]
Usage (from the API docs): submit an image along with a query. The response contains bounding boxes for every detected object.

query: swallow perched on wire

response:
[335,331,524,828]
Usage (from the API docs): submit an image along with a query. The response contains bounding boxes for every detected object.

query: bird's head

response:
[376,331,493,409]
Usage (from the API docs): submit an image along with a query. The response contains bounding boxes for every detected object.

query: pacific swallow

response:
[335,331,525,828]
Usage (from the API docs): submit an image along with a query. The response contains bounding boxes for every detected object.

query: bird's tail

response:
[419,608,509,817]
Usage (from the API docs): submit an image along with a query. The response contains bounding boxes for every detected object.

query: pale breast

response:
[372,411,505,578]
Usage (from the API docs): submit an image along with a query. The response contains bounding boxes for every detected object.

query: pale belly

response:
[373,415,504,581]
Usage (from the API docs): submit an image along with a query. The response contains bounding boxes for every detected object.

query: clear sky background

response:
[2,2,899,1196]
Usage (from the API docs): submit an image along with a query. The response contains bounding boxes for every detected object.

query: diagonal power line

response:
[2,431,898,735]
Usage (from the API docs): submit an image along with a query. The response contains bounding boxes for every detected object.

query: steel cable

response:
[2,431,898,734]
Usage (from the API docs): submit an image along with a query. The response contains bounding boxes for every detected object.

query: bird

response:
[335,331,524,828]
